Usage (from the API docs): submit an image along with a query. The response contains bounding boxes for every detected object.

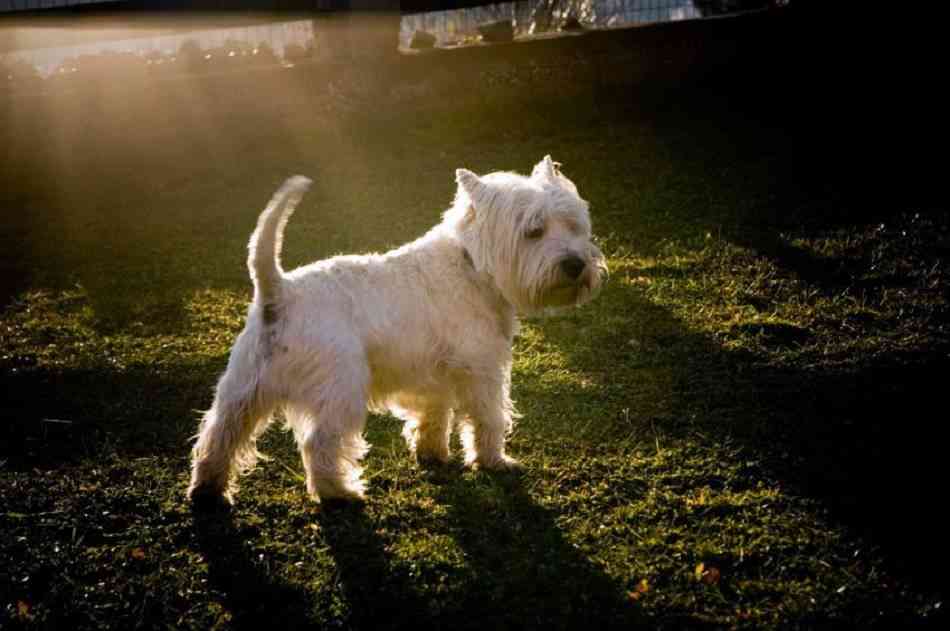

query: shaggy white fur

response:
[187,156,607,505]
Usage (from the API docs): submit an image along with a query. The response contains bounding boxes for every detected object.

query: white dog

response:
[187,156,607,505]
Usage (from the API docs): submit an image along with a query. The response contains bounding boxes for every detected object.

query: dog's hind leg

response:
[290,359,371,503]
[187,362,274,506]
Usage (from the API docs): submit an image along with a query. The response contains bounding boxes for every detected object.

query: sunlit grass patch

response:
[622,222,950,370]
[1,287,250,374]
[514,323,605,392]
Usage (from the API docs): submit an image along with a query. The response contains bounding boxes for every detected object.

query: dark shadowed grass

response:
[2,13,949,629]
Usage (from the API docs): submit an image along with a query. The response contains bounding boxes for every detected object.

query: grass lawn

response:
[2,10,948,629]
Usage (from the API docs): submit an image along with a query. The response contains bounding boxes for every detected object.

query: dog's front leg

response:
[402,403,454,465]
[458,374,521,471]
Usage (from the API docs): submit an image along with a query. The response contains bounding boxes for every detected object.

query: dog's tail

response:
[247,175,313,305]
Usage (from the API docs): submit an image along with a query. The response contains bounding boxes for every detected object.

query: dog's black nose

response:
[560,256,586,281]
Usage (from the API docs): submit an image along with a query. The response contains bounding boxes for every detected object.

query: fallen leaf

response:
[695,562,721,585]
[130,547,146,560]
[703,566,721,585]
[627,578,650,602]
[17,600,31,619]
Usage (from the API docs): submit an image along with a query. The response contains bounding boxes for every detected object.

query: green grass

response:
[2,24,949,629]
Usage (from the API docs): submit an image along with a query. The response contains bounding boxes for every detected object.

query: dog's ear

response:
[531,155,557,181]
[456,169,487,206]
[452,169,495,273]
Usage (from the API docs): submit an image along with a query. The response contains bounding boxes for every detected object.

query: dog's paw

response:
[493,455,524,472]
[312,477,367,505]
[470,454,523,473]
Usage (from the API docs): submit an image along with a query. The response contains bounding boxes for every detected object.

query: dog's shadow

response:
[193,509,317,631]
[191,464,650,630]
[313,465,645,630]
[315,501,435,630]
[433,471,644,630]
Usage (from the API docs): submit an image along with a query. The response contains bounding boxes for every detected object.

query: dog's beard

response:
[523,262,605,312]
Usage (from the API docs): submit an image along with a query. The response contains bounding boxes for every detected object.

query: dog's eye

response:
[525,226,544,240]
